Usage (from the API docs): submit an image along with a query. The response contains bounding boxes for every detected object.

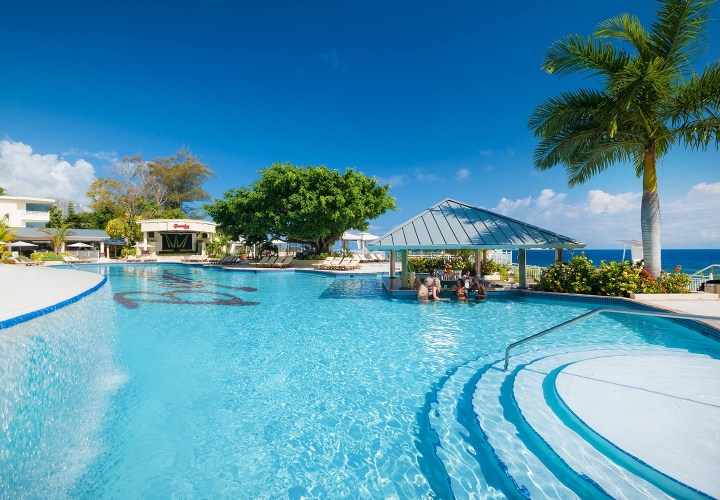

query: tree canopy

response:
[84,147,216,241]
[205,162,396,253]
[148,147,216,213]
[527,0,720,276]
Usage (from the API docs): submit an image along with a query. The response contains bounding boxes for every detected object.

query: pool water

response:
[2,265,719,498]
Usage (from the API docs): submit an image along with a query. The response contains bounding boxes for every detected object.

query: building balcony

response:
[20,210,50,223]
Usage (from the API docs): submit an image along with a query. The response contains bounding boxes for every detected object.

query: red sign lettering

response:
[173,224,190,229]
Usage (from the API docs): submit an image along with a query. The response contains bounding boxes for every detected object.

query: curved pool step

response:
[428,353,515,498]
[512,347,678,499]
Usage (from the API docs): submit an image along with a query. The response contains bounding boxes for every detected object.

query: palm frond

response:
[565,140,642,186]
[666,119,720,149]
[649,0,715,73]
[528,89,613,138]
[595,14,651,59]
[669,61,720,122]
[542,35,631,78]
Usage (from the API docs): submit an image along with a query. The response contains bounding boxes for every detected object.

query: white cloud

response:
[585,189,640,214]
[454,168,470,180]
[0,139,96,205]
[478,149,494,156]
[62,147,118,163]
[485,164,495,171]
[376,174,405,187]
[487,184,720,247]
[414,168,438,182]
[318,49,347,72]
[506,147,515,157]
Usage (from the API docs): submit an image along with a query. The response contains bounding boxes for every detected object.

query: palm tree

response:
[40,223,76,254]
[528,0,720,276]
[0,214,15,251]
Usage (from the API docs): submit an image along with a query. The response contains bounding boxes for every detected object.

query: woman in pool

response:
[423,270,440,300]
[446,279,468,301]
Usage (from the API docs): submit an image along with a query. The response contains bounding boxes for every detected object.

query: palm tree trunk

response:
[641,147,661,276]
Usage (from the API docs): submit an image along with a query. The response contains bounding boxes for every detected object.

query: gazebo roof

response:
[368,198,585,250]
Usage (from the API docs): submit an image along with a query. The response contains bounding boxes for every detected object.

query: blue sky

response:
[1,0,718,248]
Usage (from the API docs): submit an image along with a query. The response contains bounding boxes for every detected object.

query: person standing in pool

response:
[415,277,429,301]
[470,276,488,301]
[424,270,440,300]
[447,279,468,301]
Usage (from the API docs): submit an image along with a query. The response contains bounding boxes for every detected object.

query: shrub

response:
[29,251,64,261]
[481,259,510,280]
[538,256,692,296]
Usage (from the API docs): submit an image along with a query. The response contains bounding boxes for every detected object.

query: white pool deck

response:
[557,354,720,498]
[1,262,719,495]
[0,264,105,325]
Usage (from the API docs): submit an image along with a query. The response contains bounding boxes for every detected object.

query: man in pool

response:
[469,277,488,302]
[423,270,440,300]
[415,277,429,301]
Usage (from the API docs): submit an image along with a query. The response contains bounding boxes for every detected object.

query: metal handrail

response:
[503,307,720,371]
[690,263,720,277]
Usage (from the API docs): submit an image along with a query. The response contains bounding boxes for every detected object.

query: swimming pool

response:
[2,264,719,498]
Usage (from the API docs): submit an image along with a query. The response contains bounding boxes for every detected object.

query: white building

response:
[137,219,217,255]
[0,195,54,228]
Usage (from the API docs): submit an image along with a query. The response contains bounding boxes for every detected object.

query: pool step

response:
[429,345,703,499]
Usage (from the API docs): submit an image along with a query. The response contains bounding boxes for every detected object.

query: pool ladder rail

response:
[504,307,720,371]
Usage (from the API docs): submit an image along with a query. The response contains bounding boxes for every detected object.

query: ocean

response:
[512,249,720,274]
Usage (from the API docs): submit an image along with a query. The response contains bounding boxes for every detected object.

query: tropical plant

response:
[39,223,76,253]
[0,214,15,251]
[528,0,720,276]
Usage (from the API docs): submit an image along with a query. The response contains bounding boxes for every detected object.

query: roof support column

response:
[401,250,409,288]
[389,250,396,279]
[475,249,481,276]
[518,249,527,289]
[556,248,563,264]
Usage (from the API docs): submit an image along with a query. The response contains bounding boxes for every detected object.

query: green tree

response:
[205,162,397,253]
[528,0,720,276]
[0,214,15,250]
[0,187,6,196]
[39,223,76,254]
[48,205,63,228]
[105,217,142,245]
[148,147,216,214]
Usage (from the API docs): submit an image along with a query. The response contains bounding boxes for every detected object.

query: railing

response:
[689,264,720,292]
[503,307,720,371]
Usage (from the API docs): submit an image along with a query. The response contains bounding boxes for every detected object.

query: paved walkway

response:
[632,293,720,330]
[0,264,105,325]
[556,354,720,498]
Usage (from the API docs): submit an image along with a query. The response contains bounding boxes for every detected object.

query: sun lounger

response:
[259,256,278,267]
[272,256,294,268]
[319,257,343,269]
[328,257,351,269]
[337,257,361,270]
[312,257,334,268]
[250,256,270,267]
[7,256,43,266]
[17,256,44,266]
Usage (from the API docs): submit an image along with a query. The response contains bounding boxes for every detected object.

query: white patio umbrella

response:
[356,232,379,251]
[67,242,93,248]
[4,241,38,248]
[340,232,361,251]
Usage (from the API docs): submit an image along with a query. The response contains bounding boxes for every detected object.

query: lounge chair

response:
[329,257,352,269]
[318,257,341,269]
[272,256,294,268]
[141,252,157,262]
[17,256,44,266]
[337,257,361,270]
[258,256,278,267]
[312,256,334,268]
[250,256,270,267]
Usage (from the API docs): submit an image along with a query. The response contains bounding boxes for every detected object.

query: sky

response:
[0,0,718,248]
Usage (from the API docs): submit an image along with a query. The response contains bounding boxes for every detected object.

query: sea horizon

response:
[513,248,720,274]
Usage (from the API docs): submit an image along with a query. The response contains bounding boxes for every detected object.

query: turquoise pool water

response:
[1,264,719,498]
